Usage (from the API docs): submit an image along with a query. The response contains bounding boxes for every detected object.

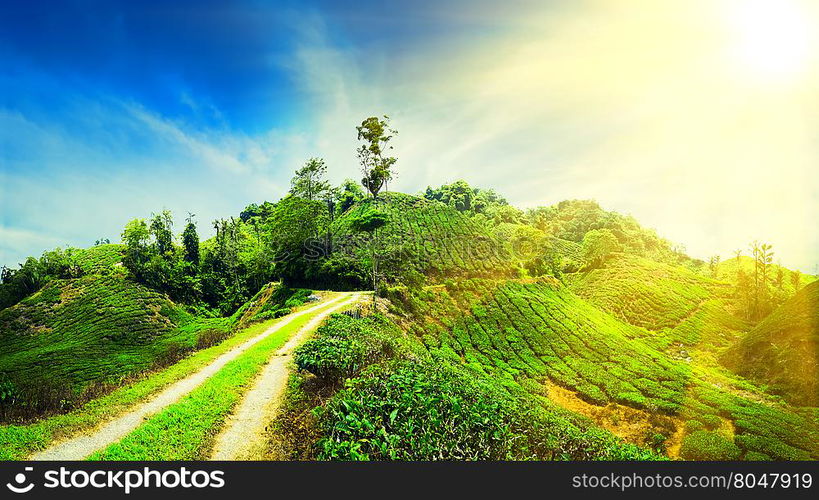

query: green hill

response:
[384,278,818,459]
[331,192,516,282]
[567,254,725,331]
[0,245,302,419]
[722,281,819,407]
[2,187,817,461]
[565,254,752,355]
[0,250,233,417]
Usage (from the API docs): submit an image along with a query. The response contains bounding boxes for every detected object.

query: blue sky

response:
[2,0,818,272]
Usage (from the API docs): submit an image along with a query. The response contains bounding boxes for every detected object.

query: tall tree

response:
[290,157,330,201]
[750,241,774,319]
[212,218,242,289]
[181,213,200,265]
[150,210,174,257]
[356,116,397,198]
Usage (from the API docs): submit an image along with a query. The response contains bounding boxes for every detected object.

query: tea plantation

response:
[722,281,819,407]
[385,278,819,460]
[288,313,658,461]
[568,254,725,331]
[2,189,817,462]
[332,192,516,281]
[0,274,231,405]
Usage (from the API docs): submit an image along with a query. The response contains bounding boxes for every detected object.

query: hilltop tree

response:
[750,241,774,319]
[181,213,200,265]
[425,180,474,212]
[357,116,397,198]
[582,229,621,268]
[424,180,509,217]
[239,201,275,223]
[291,157,330,201]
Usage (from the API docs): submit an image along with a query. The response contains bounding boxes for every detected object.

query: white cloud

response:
[0,96,307,266]
[3,0,817,273]
[280,0,819,272]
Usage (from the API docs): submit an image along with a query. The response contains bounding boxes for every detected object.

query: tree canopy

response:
[357,116,397,198]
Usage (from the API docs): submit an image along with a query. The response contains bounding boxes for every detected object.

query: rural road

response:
[30,292,358,461]
[210,293,361,460]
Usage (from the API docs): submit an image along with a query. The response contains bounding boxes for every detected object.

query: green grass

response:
[88,298,344,460]
[0,298,337,460]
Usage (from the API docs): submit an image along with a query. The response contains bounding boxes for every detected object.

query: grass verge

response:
[0,294,341,460]
[88,299,347,460]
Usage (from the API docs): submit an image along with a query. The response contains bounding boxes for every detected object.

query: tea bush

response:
[295,314,399,382]
[679,431,741,461]
[316,361,658,461]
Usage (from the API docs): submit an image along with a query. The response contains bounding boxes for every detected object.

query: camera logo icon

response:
[6,467,34,494]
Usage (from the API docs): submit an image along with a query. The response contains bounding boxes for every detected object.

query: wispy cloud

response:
[281,0,819,272]
[0,89,309,265]
[2,0,817,273]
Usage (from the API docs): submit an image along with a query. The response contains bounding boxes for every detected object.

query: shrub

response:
[294,315,395,382]
[679,431,741,461]
[315,361,660,461]
[685,420,704,433]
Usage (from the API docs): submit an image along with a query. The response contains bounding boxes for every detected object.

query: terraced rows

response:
[411,280,689,411]
[72,244,125,274]
[333,192,515,280]
[397,279,819,460]
[568,255,727,331]
[660,299,750,351]
[0,274,229,389]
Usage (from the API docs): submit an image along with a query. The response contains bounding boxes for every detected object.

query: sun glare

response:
[727,0,816,82]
